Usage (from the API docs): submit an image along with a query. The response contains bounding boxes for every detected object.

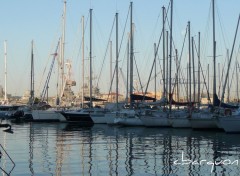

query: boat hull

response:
[59,111,94,125]
[218,116,240,133]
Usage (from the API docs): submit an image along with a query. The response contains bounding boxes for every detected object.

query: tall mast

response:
[4,40,7,102]
[169,0,173,112]
[166,31,169,98]
[212,0,217,105]
[198,32,201,108]
[188,21,191,103]
[126,37,129,102]
[154,43,157,100]
[89,9,93,108]
[61,0,66,103]
[129,2,134,107]
[81,16,85,107]
[175,49,179,104]
[237,62,239,102]
[30,40,34,104]
[162,6,166,98]
[220,14,240,103]
[192,36,195,102]
[116,12,119,107]
[110,40,112,102]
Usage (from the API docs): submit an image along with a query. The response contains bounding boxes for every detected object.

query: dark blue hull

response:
[60,112,94,125]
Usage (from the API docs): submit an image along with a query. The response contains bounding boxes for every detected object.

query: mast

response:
[126,37,129,102]
[82,16,85,107]
[192,36,195,102]
[116,12,119,107]
[220,14,240,103]
[129,2,134,107]
[175,49,179,106]
[169,0,173,112]
[89,8,93,108]
[162,6,166,98]
[110,40,112,102]
[212,0,217,105]
[4,40,7,102]
[30,40,34,104]
[188,21,191,104]
[237,62,239,102]
[198,32,201,108]
[60,0,66,103]
[227,51,230,102]
[166,31,169,98]
[154,43,157,100]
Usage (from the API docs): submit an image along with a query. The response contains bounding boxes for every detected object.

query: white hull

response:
[169,110,190,128]
[90,109,109,124]
[189,110,218,129]
[105,109,136,125]
[218,116,240,133]
[140,110,170,127]
[171,117,191,128]
[190,117,218,129]
[114,116,143,126]
[91,114,107,124]
[31,110,63,122]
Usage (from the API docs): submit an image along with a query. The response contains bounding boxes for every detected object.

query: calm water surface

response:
[1,121,240,176]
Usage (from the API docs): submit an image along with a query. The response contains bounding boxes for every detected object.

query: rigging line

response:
[133,55,144,94]
[220,14,240,103]
[119,4,131,69]
[141,7,161,70]
[218,51,227,97]
[171,24,188,96]
[228,44,240,98]
[193,38,211,103]
[228,62,236,101]
[96,16,116,87]
[106,64,116,102]
[142,3,170,100]
[200,68,209,102]
[216,4,228,50]
[77,14,90,60]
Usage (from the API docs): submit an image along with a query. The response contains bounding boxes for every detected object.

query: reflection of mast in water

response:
[161,134,172,175]
[125,132,133,175]
[29,123,34,175]
[106,128,119,176]
[55,127,66,175]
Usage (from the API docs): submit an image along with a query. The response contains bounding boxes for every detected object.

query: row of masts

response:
[8,0,238,108]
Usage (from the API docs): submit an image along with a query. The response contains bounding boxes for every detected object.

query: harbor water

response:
[1,122,240,175]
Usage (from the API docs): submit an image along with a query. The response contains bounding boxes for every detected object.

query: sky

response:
[0,0,240,98]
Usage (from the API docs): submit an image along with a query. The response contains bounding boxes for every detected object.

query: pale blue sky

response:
[0,0,240,98]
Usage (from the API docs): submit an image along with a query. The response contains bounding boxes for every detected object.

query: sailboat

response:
[59,8,96,125]
[104,2,147,126]
[190,0,239,130]
[215,14,240,133]
[140,2,174,127]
